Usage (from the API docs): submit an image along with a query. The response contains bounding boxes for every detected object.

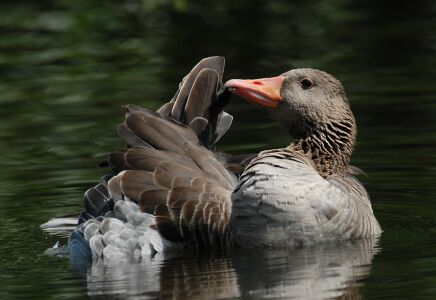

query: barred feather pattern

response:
[290,118,356,178]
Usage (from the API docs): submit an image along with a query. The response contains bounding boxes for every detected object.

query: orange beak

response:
[224,76,284,108]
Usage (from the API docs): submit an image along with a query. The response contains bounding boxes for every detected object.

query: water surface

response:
[1,1,436,299]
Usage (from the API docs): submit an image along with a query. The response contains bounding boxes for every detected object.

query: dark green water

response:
[1,1,436,299]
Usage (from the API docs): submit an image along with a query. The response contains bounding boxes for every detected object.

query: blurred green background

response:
[0,0,436,299]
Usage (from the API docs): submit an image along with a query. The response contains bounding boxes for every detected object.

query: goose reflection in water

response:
[75,237,379,300]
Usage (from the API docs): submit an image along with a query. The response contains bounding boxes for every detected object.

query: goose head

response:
[225,69,355,139]
[225,69,357,176]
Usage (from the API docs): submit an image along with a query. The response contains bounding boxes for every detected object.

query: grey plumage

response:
[42,57,381,261]
[231,150,380,248]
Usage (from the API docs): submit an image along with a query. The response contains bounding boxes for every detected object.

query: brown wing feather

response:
[171,177,193,188]
[126,112,184,154]
[168,57,224,121]
[184,144,235,189]
[125,147,197,172]
[120,170,155,202]
[184,68,219,122]
[153,161,203,189]
[103,57,236,249]
[154,203,183,242]
[117,123,151,148]
[107,149,129,173]
[138,189,168,214]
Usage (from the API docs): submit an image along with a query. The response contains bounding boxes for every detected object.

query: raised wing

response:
[109,105,237,246]
[66,57,238,260]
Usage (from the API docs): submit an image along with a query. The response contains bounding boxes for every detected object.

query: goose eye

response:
[300,78,313,89]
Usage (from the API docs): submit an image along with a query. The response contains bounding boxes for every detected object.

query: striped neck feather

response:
[290,119,356,177]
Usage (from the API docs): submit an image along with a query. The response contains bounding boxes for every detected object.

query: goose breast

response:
[230,153,382,248]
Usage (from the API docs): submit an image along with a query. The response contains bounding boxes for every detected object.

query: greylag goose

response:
[43,57,381,260]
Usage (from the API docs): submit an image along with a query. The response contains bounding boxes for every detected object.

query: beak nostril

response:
[252,81,263,85]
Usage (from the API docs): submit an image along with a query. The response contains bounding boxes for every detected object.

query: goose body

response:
[232,149,379,248]
[42,57,381,260]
